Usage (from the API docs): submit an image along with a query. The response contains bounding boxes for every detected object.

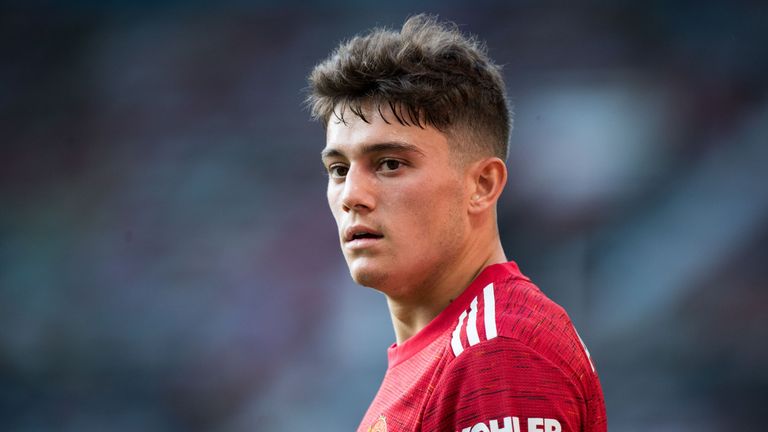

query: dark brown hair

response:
[307,14,511,161]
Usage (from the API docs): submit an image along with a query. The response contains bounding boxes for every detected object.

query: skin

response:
[322,104,508,344]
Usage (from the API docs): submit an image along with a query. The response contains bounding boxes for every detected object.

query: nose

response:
[340,165,376,213]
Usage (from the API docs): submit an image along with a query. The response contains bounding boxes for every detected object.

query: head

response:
[308,15,512,297]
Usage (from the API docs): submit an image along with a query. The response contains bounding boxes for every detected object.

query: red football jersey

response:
[357,262,607,432]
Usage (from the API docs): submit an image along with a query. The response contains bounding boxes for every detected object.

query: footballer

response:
[307,14,607,432]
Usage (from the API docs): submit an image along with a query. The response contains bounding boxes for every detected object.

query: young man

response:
[308,15,607,432]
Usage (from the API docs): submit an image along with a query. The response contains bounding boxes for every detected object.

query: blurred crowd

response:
[1,1,766,431]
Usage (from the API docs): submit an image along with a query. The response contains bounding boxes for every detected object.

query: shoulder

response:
[424,336,588,432]
[442,335,583,396]
[448,273,596,388]
[426,265,606,431]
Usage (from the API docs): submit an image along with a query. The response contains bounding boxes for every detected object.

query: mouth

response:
[350,231,384,241]
[344,226,384,248]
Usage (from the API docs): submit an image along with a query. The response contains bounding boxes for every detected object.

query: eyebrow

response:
[321,142,426,161]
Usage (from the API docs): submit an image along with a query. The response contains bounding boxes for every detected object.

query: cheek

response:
[327,186,341,222]
[393,179,464,239]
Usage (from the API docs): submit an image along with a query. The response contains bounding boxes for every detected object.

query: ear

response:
[467,157,507,215]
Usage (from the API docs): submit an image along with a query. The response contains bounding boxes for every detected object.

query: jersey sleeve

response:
[422,336,586,432]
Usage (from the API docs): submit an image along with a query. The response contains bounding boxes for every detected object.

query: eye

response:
[379,159,402,172]
[328,164,349,179]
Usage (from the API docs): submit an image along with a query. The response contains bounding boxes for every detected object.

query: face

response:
[322,107,472,297]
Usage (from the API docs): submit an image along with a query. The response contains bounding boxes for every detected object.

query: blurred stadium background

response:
[1,1,766,430]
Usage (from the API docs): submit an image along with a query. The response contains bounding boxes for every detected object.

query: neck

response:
[386,235,507,345]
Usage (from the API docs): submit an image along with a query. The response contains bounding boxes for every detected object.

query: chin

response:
[350,268,388,289]
[348,260,390,289]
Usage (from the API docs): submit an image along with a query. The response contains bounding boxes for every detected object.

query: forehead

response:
[323,106,450,158]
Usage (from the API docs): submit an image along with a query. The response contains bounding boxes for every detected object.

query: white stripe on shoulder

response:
[574,326,596,373]
[450,310,468,356]
[483,283,497,340]
[466,296,480,346]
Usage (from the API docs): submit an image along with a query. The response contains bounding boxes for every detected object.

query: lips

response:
[344,225,384,243]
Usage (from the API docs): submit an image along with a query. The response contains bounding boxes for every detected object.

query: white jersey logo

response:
[458,416,561,432]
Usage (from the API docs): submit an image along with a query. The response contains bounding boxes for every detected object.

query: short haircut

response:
[307,14,512,161]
